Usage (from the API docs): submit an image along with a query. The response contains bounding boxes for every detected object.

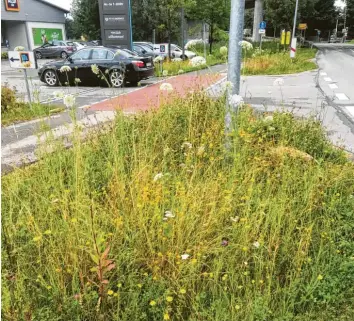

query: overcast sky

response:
[46,0,72,11]
[46,0,347,13]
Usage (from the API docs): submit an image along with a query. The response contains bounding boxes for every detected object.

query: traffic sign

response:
[8,51,36,69]
[260,21,266,29]
[259,29,266,34]
[298,23,307,30]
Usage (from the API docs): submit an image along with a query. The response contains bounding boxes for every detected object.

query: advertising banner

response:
[32,28,63,46]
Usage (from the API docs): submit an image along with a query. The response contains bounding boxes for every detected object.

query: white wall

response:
[25,22,66,50]
[4,21,29,50]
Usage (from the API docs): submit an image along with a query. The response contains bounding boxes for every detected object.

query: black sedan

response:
[38,46,154,88]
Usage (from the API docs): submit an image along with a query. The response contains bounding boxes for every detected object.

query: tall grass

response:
[2,93,354,320]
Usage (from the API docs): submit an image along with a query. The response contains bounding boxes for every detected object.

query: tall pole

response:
[227,0,246,95]
[181,7,185,59]
[203,23,207,59]
[290,0,299,58]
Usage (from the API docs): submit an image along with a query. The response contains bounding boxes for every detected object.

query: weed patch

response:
[2,94,354,320]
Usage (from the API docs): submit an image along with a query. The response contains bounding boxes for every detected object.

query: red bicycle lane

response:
[89,73,224,113]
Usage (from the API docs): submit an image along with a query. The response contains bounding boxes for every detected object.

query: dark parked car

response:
[34,40,76,59]
[38,46,154,88]
[133,43,156,58]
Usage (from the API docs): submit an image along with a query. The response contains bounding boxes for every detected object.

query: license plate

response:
[146,62,152,67]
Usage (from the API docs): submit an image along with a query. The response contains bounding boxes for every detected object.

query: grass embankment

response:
[1,85,64,126]
[2,93,354,320]
[243,48,318,75]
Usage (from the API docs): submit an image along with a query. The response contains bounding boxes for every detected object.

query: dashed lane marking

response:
[320,72,327,76]
[345,106,354,118]
[324,77,333,82]
[328,83,338,90]
[335,93,349,101]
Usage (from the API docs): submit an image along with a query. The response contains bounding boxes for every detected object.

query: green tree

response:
[65,18,80,40]
[71,0,101,40]
[186,0,230,53]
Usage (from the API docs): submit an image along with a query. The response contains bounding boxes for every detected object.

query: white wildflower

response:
[181,142,192,149]
[253,241,260,249]
[185,39,204,49]
[171,58,183,62]
[178,69,184,74]
[153,173,163,182]
[159,83,173,91]
[181,254,190,260]
[273,77,284,86]
[264,115,273,122]
[230,216,240,223]
[91,64,100,75]
[63,94,76,108]
[59,65,72,73]
[239,41,253,50]
[53,91,64,99]
[197,145,205,156]
[14,46,25,51]
[74,78,81,84]
[220,46,228,56]
[153,55,163,63]
[228,94,244,108]
[189,56,206,67]
[222,81,234,92]
[162,70,169,76]
[164,211,175,218]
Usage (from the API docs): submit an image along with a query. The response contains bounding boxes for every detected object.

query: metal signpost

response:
[8,51,37,103]
[98,0,133,49]
[259,21,266,51]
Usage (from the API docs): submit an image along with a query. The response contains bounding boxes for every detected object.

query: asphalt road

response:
[315,43,354,123]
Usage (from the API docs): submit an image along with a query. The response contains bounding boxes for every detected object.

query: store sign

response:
[8,51,36,69]
[4,0,20,11]
[98,0,132,49]
[32,28,63,46]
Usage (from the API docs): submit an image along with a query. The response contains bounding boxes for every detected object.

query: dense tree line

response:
[68,0,347,43]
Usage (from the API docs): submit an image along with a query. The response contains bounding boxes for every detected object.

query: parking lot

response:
[1,58,159,108]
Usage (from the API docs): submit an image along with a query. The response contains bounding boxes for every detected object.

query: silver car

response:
[34,40,77,59]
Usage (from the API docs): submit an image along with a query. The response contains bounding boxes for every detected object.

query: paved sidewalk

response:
[210,70,354,154]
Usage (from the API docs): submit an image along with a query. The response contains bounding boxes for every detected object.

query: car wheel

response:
[35,51,42,59]
[110,70,125,88]
[43,70,58,86]
[181,55,188,60]
[61,51,68,59]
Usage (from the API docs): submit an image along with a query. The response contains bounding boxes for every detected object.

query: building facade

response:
[1,0,69,50]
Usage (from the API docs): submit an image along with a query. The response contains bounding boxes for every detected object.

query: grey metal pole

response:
[227,0,246,95]
[203,23,207,59]
[152,29,156,45]
[24,69,32,104]
[290,0,299,58]
[181,7,185,59]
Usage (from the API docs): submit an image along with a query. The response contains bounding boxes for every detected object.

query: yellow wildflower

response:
[164,313,170,320]
[149,300,157,306]
[317,274,324,281]
[179,288,186,294]
[166,296,173,302]
[107,290,114,296]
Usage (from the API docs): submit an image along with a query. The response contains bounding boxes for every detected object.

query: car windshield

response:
[67,42,74,46]
[139,44,153,52]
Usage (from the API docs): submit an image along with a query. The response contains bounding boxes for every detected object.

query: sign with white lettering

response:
[98,0,132,49]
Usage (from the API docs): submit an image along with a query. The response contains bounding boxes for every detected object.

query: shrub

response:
[1,85,17,112]
[1,51,9,59]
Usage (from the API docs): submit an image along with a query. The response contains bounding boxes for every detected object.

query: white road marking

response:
[351,49,354,54]
[324,77,332,82]
[335,93,349,101]
[320,72,327,76]
[345,106,354,118]
[328,83,338,89]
